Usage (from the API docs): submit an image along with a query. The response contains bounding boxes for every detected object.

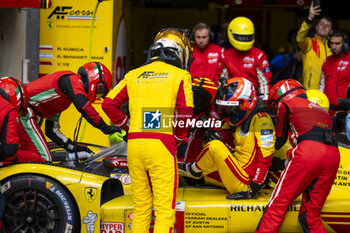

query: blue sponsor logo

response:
[263,67,270,73]
[143,110,161,129]
[46,182,73,224]
[261,129,273,135]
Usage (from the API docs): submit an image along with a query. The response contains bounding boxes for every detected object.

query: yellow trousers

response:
[128,138,177,233]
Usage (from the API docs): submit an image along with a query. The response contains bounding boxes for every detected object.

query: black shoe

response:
[178,163,203,180]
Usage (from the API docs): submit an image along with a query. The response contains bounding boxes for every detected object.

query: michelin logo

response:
[143,110,161,129]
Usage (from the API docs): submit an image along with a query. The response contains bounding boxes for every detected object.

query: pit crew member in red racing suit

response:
[319,29,350,116]
[189,22,225,85]
[18,62,121,161]
[0,77,44,162]
[0,77,32,229]
[256,79,340,233]
[223,16,272,101]
[102,29,193,233]
[179,77,275,198]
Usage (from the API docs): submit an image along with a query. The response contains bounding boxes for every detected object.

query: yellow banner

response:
[39,0,126,147]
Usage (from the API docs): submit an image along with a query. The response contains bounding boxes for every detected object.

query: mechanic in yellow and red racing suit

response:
[179,77,275,198]
[102,29,193,233]
[18,62,121,161]
[256,79,340,233]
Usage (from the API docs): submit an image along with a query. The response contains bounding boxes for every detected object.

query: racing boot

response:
[178,162,203,179]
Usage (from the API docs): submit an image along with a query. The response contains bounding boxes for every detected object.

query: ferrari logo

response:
[47,22,53,29]
[85,187,97,203]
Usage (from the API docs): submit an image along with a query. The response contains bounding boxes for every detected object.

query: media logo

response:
[143,110,161,129]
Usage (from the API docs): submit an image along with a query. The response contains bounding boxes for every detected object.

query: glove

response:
[75,144,93,153]
[202,129,224,144]
[250,181,264,196]
[338,98,350,110]
[109,130,127,143]
[226,181,264,200]
[177,141,188,160]
[269,157,286,171]
[226,191,253,200]
[63,139,93,153]
[100,121,122,135]
[333,111,346,132]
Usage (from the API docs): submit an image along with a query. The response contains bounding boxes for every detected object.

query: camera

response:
[313,0,320,7]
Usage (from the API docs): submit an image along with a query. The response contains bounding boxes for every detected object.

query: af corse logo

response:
[48,6,72,20]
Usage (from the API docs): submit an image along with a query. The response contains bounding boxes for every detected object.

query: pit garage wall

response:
[0,9,27,80]
[123,4,302,67]
[124,3,350,68]
[39,0,126,148]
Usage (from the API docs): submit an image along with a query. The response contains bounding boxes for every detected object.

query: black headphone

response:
[328,30,349,53]
[95,62,108,98]
[190,22,215,42]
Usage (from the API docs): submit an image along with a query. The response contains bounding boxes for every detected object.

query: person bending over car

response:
[0,77,44,162]
[18,62,122,161]
[256,79,340,233]
[102,29,193,233]
[0,77,42,229]
[179,77,275,199]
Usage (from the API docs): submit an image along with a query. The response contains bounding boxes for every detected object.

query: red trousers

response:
[17,108,52,161]
[256,140,340,233]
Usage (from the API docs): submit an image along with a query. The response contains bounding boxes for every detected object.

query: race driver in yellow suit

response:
[179,77,275,199]
[102,28,193,233]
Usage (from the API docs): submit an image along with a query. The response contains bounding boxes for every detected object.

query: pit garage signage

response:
[39,0,126,79]
[39,0,127,147]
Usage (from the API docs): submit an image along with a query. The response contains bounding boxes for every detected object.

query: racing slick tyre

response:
[1,175,80,233]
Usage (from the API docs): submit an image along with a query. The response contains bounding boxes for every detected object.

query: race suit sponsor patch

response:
[260,129,273,147]
[261,129,273,135]
[261,135,273,143]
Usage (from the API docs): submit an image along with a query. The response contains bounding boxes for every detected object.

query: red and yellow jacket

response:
[297,20,332,89]
[102,60,194,156]
[233,112,275,185]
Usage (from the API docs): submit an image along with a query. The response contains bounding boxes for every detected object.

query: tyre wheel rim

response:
[4,188,63,233]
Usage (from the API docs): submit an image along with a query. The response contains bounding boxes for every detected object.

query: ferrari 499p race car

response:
[1,133,350,233]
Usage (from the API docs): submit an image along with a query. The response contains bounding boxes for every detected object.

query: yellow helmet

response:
[148,28,191,70]
[227,17,255,51]
[306,89,330,111]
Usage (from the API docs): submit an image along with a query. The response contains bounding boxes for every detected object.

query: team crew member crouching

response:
[179,77,275,199]
[18,62,121,161]
[102,28,193,233]
[256,79,340,233]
